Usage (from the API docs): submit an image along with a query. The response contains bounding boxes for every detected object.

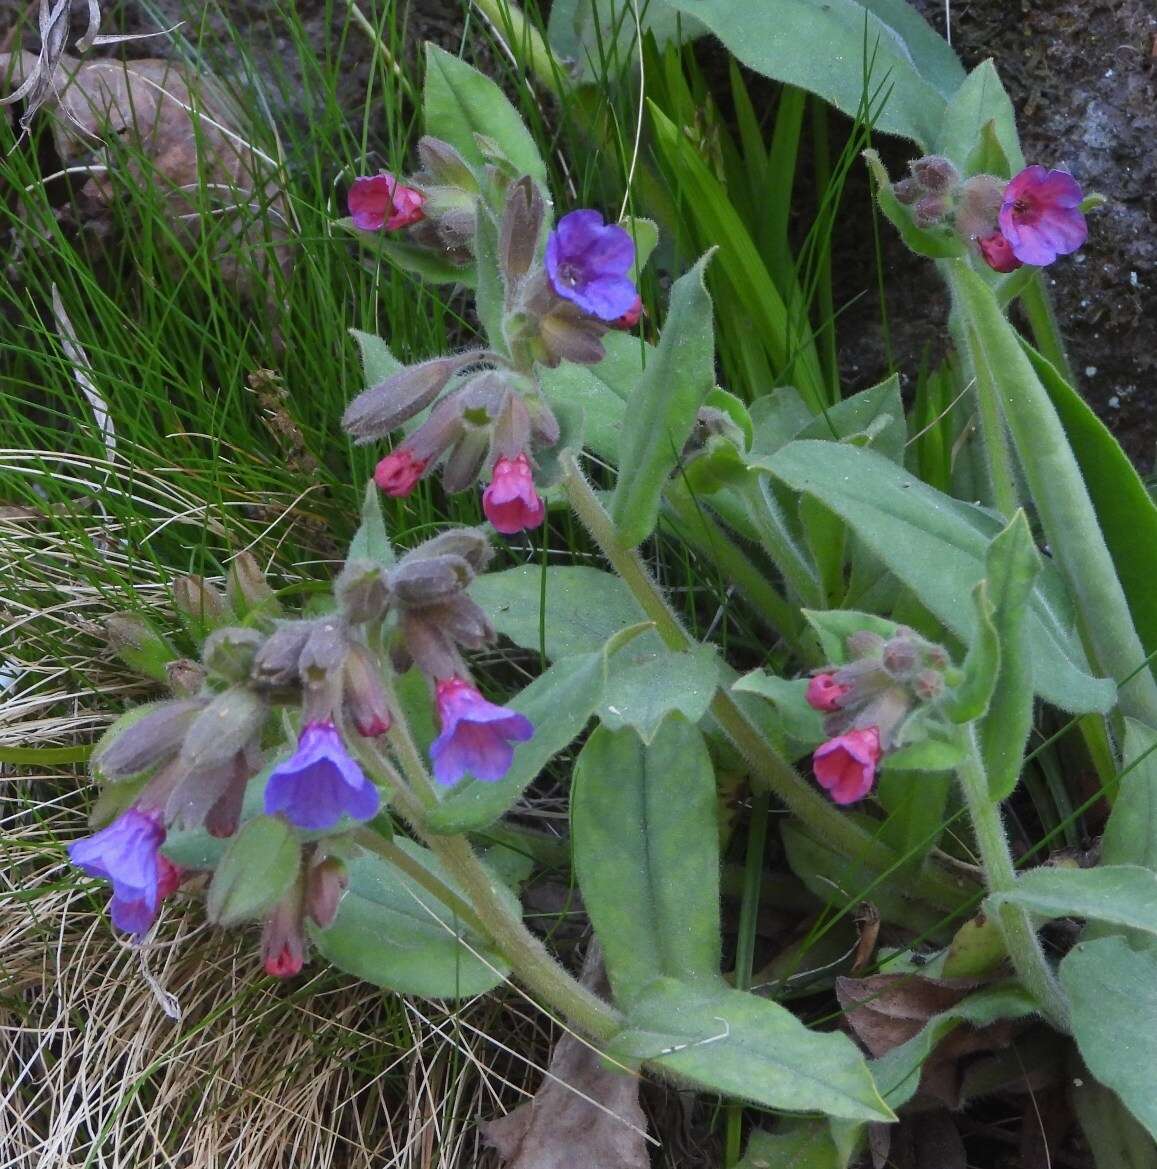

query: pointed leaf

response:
[348,481,396,569]
[991,864,1157,937]
[206,814,300,927]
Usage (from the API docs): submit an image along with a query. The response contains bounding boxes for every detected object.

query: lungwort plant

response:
[51,8,1157,1167]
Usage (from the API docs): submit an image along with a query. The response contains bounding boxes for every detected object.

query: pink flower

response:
[998,166,1087,267]
[612,294,643,330]
[374,449,428,497]
[977,231,1023,274]
[348,173,426,232]
[482,453,545,535]
[812,727,881,805]
[805,673,850,713]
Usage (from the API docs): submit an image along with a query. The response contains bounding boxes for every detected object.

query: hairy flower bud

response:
[442,428,493,494]
[305,856,349,928]
[955,173,1006,241]
[343,642,393,736]
[499,175,546,290]
[181,688,267,772]
[882,636,920,680]
[428,594,495,650]
[166,658,206,698]
[909,154,959,195]
[105,613,174,682]
[202,627,265,683]
[914,669,946,701]
[341,357,460,444]
[400,527,493,575]
[846,630,886,659]
[227,552,279,619]
[261,878,307,978]
[298,620,349,685]
[891,176,921,205]
[335,560,390,624]
[913,194,950,228]
[94,700,203,780]
[173,575,228,626]
[416,136,477,191]
[389,553,474,607]
[251,621,313,688]
[399,611,466,681]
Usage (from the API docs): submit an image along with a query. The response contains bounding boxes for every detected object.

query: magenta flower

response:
[430,675,534,785]
[68,808,172,935]
[348,173,426,232]
[482,453,545,535]
[805,673,851,713]
[612,293,644,331]
[998,166,1087,267]
[812,727,881,805]
[264,722,380,831]
[545,210,638,321]
[374,449,428,497]
[977,231,1023,274]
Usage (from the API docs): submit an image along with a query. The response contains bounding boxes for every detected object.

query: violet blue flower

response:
[264,722,380,831]
[813,727,881,805]
[545,210,638,321]
[998,166,1087,267]
[482,453,545,535]
[348,173,426,232]
[429,675,534,785]
[68,808,171,935]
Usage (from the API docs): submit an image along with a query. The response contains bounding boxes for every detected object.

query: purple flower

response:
[545,210,638,321]
[264,722,380,831]
[68,808,172,936]
[998,166,1087,267]
[430,675,534,785]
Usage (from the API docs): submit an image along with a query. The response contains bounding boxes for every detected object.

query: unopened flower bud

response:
[202,627,265,683]
[955,173,1006,241]
[978,231,1022,273]
[612,294,644,330]
[172,575,228,626]
[105,613,175,682]
[335,560,390,624]
[389,553,474,607]
[375,449,428,496]
[305,856,349,928]
[846,630,885,660]
[400,611,465,681]
[166,658,206,698]
[226,552,279,619]
[891,176,921,205]
[298,621,349,685]
[251,621,313,688]
[181,687,267,771]
[348,173,425,232]
[400,527,493,574]
[909,154,959,195]
[805,674,850,713]
[343,642,392,737]
[882,637,920,679]
[499,175,546,289]
[442,427,493,494]
[341,357,459,444]
[261,879,307,978]
[94,700,203,780]
[913,194,950,228]
[914,670,945,701]
[416,136,477,191]
[925,644,950,671]
[427,593,495,651]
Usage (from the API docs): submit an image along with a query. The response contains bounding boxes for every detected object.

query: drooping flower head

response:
[68,807,175,936]
[977,231,1023,274]
[998,166,1087,267]
[805,673,851,714]
[348,173,426,232]
[429,675,534,785]
[812,727,881,805]
[264,722,380,831]
[545,210,638,321]
[482,453,545,535]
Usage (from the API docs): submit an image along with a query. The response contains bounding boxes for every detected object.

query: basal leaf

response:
[598,645,720,743]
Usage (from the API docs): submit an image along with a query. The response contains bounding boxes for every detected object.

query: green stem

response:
[1021,273,1075,385]
[561,452,969,913]
[966,321,1019,518]
[956,728,1071,1032]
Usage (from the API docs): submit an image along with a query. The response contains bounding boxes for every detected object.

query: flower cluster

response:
[803,626,951,804]
[895,155,1088,273]
[342,142,641,537]
[68,534,533,972]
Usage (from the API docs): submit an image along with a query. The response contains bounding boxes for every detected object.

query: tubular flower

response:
[482,453,545,535]
[67,808,174,936]
[545,210,639,321]
[348,173,426,232]
[430,675,534,785]
[978,231,1023,273]
[998,166,1087,267]
[812,727,882,805]
[374,449,428,497]
[805,673,851,713]
[264,722,380,831]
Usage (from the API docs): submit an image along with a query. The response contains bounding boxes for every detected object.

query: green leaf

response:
[991,864,1157,937]
[1071,1065,1157,1169]
[749,386,814,458]
[610,977,893,1122]
[342,222,476,287]
[422,45,546,184]
[800,608,901,665]
[347,481,396,569]
[611,252,716,546]
[426,649,608,834]
[473,200,506,353]
[310,839,512,998]
[882,736,965,772]
[623,215,659,282]
[736,1123,844,1169]
[1023,339,1157,673]
[797,374,907,463]
[732,673,824,744]
[470,565,650,659]
[877,769,952,870]
[349,327,402,388]
[863,149,966,258]
[763,440,1115,714]
[598,645,720,743]
[572,717,721,1002]
[943,580,1000,724]
[977,511,1041,797]
[1061,936,1157,1144]
[206,815,300,927]
[537,349,629,465]
[664,0,963,147]
[936,59,1024,173]
[1104,720,1157,870]
[942,910,1008,978]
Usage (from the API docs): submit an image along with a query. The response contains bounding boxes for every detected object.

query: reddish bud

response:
[978,231,1023,273]
[348,173,426,232]
[612,294,644,330]
[374,449,428,497]
[805,673,850,713]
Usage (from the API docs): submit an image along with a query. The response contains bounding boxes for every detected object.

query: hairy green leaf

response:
[206,815,300,927]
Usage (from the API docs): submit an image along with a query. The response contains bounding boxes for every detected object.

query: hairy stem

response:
[956,728,1071,1032]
